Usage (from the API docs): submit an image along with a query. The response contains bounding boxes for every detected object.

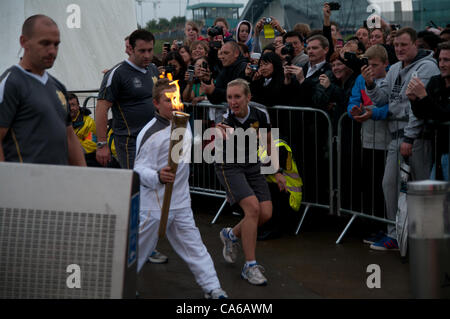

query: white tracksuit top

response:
[134,112,192,211]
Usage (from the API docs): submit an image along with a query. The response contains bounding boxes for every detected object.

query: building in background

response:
[187,2,244,29]
[240,0,449,35]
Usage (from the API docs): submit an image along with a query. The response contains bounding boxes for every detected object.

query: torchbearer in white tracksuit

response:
[134,78,228,299]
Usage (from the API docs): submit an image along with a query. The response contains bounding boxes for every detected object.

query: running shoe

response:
[363,231,385,245]
[241,263,268,286]
[148,250,168,264]
[220,227,239,263]
[370,236,399,251]
[204,288,228,299]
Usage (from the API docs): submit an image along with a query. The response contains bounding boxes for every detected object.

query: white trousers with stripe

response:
[138,207,221,293]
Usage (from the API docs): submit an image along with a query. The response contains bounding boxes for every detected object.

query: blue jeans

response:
[430,153,449,181]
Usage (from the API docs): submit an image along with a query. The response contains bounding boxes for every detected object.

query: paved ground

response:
[137,195,411,299]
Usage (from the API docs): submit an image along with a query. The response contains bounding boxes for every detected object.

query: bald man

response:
[0,15,85,165]
[202,41,249,105]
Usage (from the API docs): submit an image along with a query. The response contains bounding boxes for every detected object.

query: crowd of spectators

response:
[2,4,449,278]
[152,3,450,249]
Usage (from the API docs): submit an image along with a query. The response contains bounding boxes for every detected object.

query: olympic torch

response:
[158,77,190,238]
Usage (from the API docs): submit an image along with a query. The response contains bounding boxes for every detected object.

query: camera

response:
[328,2,341,10]
[361,57,369,67]
[250,64,259,72]
[187,65,195,81]
[281,42,295,56]
[202,61,208,70]
[264,17,272,24]
[164,64,175,75]
[176,40,184,47]
[210,41,222,49]
[208,25,224,37]
[344,52,368,70]
[163,42,170,52]
[390,24,401,31]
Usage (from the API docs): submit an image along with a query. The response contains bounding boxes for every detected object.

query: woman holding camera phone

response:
[182,57,212,105]
[160,51,188,99]
[245,52,290,108]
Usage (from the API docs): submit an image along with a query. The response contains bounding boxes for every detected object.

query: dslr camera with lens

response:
[208,25,224,37]
[281,42,295,65]
[164,64,176,75]
[344,52,369,70]
[328,2,341,10]
[281,42,295,56]
[264,17,272,24]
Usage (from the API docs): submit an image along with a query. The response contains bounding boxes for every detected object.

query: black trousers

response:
[115,135,137,169]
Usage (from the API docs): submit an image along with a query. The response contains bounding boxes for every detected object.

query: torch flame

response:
[165,79,184,111]
[159,72,173,81]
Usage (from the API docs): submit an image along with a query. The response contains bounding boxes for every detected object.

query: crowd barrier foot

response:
[211,198,228,224]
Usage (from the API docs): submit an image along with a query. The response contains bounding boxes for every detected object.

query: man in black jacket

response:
[283,35,334,205]
[407,41,450,180]
[202,41,248,105]
[284,34,333,107]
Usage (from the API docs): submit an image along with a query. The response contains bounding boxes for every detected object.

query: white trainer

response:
[219,227,239,263]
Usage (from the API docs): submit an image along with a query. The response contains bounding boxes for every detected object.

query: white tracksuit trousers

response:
[137,207,221,293]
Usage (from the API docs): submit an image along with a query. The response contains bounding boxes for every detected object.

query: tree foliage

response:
[145,16,186,33]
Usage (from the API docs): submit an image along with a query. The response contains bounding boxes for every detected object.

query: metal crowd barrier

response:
[71,91,449,246]
[72,95,337,232]
[185,102,335,232]
[82,95,99,118]
[184,102,229,224]
[335,113,441,244]
[336,113,393,244]
[270,105,334,234]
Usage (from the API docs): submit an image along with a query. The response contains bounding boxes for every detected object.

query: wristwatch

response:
[96,141,108,148]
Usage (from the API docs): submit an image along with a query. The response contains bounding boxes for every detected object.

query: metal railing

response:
[336,113,394,244]
[184,102,335,233]
[70,91,449,245]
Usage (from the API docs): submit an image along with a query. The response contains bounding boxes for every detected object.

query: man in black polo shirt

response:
[96,29,159,169]
[0,15,85,166]
[215,79,273,286]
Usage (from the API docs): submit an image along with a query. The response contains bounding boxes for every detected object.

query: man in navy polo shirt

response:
[0,15,85,166]
[96,29,159,169]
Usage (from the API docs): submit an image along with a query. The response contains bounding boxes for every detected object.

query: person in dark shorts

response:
[0,15,85,166]
[215,79,273,286]
[95,29,159,169]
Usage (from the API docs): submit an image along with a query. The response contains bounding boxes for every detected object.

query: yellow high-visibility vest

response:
[258,139,303,211]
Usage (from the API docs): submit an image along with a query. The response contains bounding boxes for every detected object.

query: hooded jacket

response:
[366,49,440,141]
[236,20,254,52]
[348,74,391,150]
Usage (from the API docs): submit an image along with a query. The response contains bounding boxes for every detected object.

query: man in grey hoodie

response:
[361,27,440,251]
